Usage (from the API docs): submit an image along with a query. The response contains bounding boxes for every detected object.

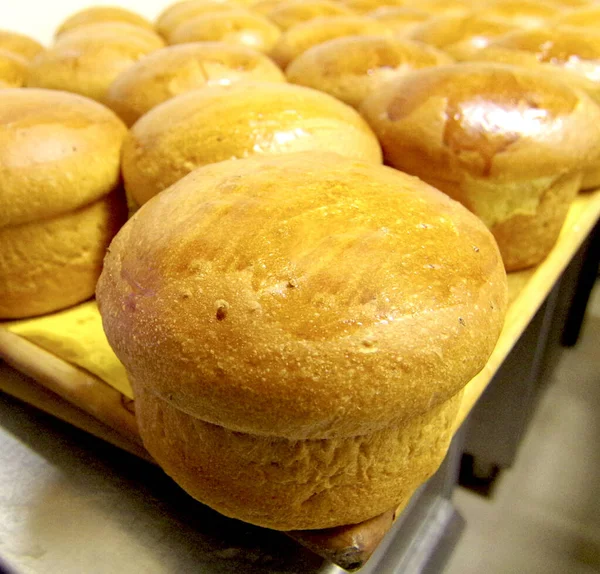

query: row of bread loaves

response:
[2,0,599,532]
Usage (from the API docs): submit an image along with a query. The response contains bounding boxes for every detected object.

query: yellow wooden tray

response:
[1,188,599,570]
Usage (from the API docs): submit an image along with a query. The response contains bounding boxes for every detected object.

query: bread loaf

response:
[286,36,452,109]
[97,152,507,529]
[0,89,127,318]
[121,82,382,207]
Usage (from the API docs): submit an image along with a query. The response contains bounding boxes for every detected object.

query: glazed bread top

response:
[286,35,453,108]
[0,88,127,228]
[122,81,382,206]
[169,10,281,53]
[0,30,44,61]
[156,0,242,42]
[105,42,285,126]
[270,15,389,69]
[475,0,561,29]
[266,0,355,30]
[360,63,600,183]
[55,6,154,37]
[97,152,507,440]
[409,14,519,56]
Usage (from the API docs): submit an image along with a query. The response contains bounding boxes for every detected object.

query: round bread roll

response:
[0,88,127,319]
[286,36,453,109]
[169,10,281,53]
[0,192,126,319]
[55,6,154,37]
[121,82,382,206]
[0,49,28,88]
[408,14,519,60]
[156,0,241,43]
[97,151,507,529]
[0,30,44,61]
[266,0,355,31]
[105,43,285,126]
[475,0,560,29]
[27,23,165,103]
[270,15,389,69]
[366,7,431,36]
[465,28,600,188]
[361,63,600,271]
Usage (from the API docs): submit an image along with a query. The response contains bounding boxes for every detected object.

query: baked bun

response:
[360,63,600,270]
[105,43,285,126]
[0,49,28,88]
[55,6,153,37]
[156,1,242,43]
[0,89,127,319]
[286,36,453,109]
[27,23,165,103]
[475,0,560,29]
[270,15,389,69]
[97,151,507,529]
[366,7,431,36]
[0,30,44,61]
[465,28,600,188]
[266,0,355,30]
[121,82,382,207]
[409,14,518,60]
[169,10,281,53]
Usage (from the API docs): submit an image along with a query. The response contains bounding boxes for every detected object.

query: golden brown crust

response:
[266,0,355,30]
[0,49,28,88]
[134,383,462,530]
[27,23,165,103]
[105,43,285,126]
[408,14,519,58]
[0,191,126,319]
[475,0,560,29]
[0,88,127,228]
[169,10,281,53]
[55,6,154,37]
[156,0,241,42]
[0,30,44,61]
[270,15,389,69]
[98,152,507,439]
[462,27,600,188]
[360,63,600,270]
[121,82,382,206]
[365,7,431,36]
[286,36,453,109]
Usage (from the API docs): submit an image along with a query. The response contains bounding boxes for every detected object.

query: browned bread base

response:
[0,192,126,319]
[134,382,462,531]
